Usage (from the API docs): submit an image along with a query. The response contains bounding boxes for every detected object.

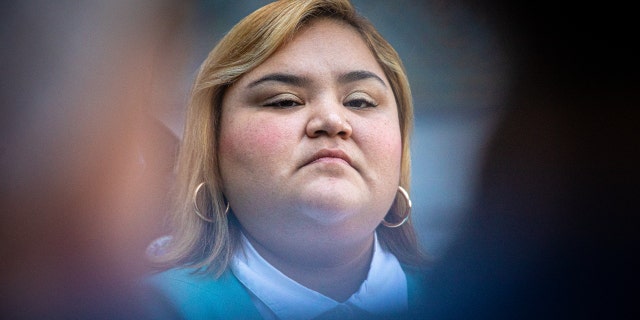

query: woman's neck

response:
[244,232,375,302]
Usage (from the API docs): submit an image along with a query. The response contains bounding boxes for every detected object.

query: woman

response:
[145,0,426,319]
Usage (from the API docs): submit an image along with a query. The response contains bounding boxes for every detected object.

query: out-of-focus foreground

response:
[1,1,192,318]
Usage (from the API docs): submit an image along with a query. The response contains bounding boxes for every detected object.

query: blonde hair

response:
[154,0,424,276]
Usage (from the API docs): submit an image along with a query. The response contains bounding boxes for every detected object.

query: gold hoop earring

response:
[193,182,229,223]
[381,186,412,228]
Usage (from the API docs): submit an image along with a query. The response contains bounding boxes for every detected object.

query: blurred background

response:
[2,0,636,318]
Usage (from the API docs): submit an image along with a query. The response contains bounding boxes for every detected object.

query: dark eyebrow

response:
[338,70,387,88]
[247,73,311,88]
[246,70,387,89]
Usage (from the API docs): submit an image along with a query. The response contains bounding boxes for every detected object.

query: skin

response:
[218,18,402,301]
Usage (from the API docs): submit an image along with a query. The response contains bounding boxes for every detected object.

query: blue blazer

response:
[143,266,426,319]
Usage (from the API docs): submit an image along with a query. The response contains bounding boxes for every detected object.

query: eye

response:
[264,99,301,108]
[344,92,378,109]
[345,99,377,109]
[262,94,303,108]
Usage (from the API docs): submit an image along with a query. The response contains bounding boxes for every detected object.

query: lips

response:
[303,149,353,168]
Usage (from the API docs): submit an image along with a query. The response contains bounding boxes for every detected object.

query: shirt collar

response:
[230,233,407,320]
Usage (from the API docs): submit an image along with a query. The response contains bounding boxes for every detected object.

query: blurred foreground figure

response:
[420,1,639,318]
[1,1,191,318]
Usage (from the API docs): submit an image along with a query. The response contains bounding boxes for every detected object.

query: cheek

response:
[380,132,403,170]
[362,119,403,175]
[219,114,293,167]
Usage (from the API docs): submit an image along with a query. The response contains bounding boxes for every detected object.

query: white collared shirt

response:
[230,233,407,320]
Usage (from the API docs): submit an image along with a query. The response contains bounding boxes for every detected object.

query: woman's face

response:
[218,19,401,251]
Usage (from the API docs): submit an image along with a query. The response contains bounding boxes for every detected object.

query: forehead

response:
[238,18,388,86]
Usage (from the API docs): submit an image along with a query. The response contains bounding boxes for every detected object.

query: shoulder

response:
[402,264,430,315]
[145,268,222,299]
[141,267,261,319]
[402,264,428,289]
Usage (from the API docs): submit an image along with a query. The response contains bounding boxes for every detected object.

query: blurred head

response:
[159,0,421,275]
[1,1,189,317]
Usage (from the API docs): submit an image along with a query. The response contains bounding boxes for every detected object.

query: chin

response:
[292,179,372,221]
[296,196,364,226]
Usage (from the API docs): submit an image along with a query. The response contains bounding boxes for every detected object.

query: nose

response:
[305,100,352,139]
